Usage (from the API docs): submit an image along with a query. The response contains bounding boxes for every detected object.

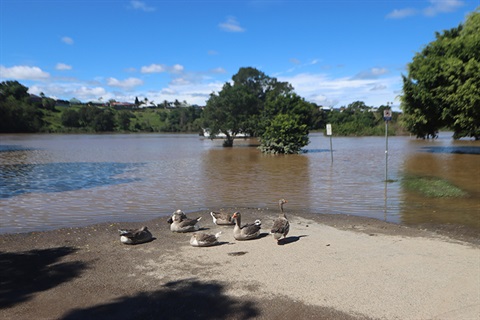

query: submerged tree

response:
[259,92,314,153]
[202,67,293,147]
[202,67,314,152]
[400,8,480,139]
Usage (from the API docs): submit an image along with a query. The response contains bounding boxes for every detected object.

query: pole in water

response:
[385,120,388,181]
[383,104,392,182]
[326,123,333,163]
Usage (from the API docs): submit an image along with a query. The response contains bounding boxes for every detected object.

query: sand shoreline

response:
[1,209,479,319]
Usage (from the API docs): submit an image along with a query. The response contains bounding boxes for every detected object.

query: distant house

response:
[110,101,136,110]
[88,100,106,107]
[139,101,157,108]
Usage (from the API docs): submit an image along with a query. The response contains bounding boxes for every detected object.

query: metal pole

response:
[385,120,388,182]
[383,103,392,182]
[329,135,333,163]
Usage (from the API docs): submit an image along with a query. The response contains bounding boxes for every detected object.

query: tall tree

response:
[202,67,293,147]
[401,8,480,139]
[0,81,43,133]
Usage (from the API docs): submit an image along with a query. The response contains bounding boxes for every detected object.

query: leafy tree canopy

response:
[202,67,315,152]
[202,67,294,147]
[401,8,480,139]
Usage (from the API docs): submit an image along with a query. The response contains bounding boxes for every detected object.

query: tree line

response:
[1,8,478,153]
[0,78,400,153]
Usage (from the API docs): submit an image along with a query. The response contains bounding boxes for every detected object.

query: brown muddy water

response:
[0,132,478,234]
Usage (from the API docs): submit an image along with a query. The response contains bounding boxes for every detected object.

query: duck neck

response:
[234,215,241,227]
[279,204,286,218]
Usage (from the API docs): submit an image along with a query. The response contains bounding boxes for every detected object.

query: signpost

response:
[383,105,393,220]
[383,107,392,182]
[326,123,333,163]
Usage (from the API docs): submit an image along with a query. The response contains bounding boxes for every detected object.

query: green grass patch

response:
[402,175,468,198]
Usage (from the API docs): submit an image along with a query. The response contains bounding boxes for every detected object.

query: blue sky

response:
[1,1,478,110]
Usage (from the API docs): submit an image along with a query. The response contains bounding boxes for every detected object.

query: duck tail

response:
[215,231,222,239]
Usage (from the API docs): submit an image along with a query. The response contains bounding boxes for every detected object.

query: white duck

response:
[190,231,222,247]
[118,226,153,245]
[271,199,290,242]
[210,211,235,225]
[169,210,201,233]
[232,212,261,240]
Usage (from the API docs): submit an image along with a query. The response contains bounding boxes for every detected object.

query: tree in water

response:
[201,67,295,149]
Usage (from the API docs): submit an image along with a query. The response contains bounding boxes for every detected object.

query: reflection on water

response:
[0,133,478,234]
[201,148,311,209]
[400,141,480,229]
[0,162,142,198]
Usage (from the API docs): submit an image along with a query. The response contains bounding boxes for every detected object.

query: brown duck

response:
[232,212,261,240]
[271,199,290,241]
[210,211,235,225]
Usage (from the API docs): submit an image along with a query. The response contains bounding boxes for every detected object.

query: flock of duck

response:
[118,199,290,247]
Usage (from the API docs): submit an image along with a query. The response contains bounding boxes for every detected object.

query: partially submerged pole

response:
[326,123,333,163]
[383,105,392,182]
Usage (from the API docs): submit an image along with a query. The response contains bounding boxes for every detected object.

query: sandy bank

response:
[1,209,479,320]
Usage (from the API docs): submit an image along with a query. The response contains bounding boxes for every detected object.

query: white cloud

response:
[279,72,401,108]
[219,17,245,32]
[353,67,389,80]
[171,78,191,86]
[0,65,50,80]
[130,0,156,12]
[141,64,166,73]
[386,0,464,19]
[290,58,301,65]
[210,67,226,74]
[106,77,143,90]
[61,36,74,45]
[141,63,185,74]
[424,0,464,16]
[370,84,387,91]
[74,86,108,100]
[386,8,418,19]
[171,64,184,74]
[55,63,72,71]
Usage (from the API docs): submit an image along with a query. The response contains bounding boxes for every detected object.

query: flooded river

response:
[0,132,478,234]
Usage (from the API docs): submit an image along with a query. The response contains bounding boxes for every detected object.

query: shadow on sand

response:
[277,235,308,246]
[61,278,259,320]
[0,246,87,308]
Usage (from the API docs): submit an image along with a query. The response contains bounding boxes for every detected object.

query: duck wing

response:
[178,217,201,227]
[241,222,261,236]
[196,232,219,242]
[271,217,289,234]
[211,211,234,224]
[119,227,152,244]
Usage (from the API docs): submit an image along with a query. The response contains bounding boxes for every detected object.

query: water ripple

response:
[0,162,143,199]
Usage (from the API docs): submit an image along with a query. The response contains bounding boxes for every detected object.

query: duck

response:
[169,210,201,233]
[271,199,290,242]
[190,231,222,247]
[118,226,153,245]
[210,211,235,225]
[167,209,187,224]
[232,212,261,240]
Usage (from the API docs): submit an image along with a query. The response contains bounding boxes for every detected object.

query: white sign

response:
[326,123,332,136]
